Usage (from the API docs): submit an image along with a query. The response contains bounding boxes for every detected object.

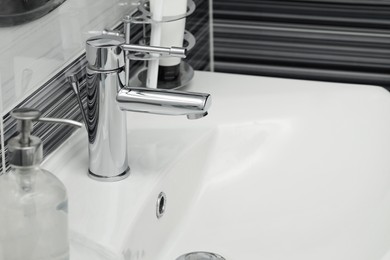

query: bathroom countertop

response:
[70,231,122,260]
[42,71,390,260]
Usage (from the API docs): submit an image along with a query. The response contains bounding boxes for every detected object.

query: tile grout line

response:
[0,116,5,175]
[0,75,4,175]
[208,0,215,72]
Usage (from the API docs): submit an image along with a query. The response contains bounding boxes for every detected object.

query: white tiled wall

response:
[0,0,137,174]
[0,74,4,174]
[0,0,137,113]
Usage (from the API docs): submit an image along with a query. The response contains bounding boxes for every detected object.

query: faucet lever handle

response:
[102,29,124,38]
[121,44,187,58]
[67,75,88,127]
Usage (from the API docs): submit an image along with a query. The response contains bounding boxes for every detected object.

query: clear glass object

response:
[0,108,72,260]
[0,166,69,260]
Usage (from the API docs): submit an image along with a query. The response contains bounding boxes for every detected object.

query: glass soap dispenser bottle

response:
[0,108,82,260]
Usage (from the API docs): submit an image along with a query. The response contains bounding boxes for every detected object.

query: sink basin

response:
[43,71,390,260]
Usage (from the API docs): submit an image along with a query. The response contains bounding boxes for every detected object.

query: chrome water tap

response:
[80,34,211,182]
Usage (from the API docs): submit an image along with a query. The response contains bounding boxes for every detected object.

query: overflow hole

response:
[156,192,166,219]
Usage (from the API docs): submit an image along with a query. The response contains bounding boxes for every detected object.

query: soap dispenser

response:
[0,108,82,260]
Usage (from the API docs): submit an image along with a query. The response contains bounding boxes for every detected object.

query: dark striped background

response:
[213,0,390,88]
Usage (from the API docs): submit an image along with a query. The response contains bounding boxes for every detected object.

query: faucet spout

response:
[116,87,211,118]
[187,112,208,120]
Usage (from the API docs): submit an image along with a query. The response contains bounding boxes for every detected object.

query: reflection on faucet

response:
[85,34,211,182]
[117,87,211,118]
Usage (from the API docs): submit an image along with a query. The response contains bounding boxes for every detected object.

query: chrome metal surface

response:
[88,169,130,182]
[127,52,158,61]
[11,107,41,121]
[156,192,167,219]
[187,112,208,120]
[84,34,211,181]
[122,44,186,58]
[68,75,88,127]
[11,108,41,146]
[136,30,195,56]
[38,117,83,128]
[86,35,125,71]
[86,34,185,69]
[133,0,196,24]
[102,29,124,38]
[117,87,211,116]
[183,30,196,52]
[8,108,81,167]
[8,136,43,167]
[122,3,196,89]
[11,108,82,137]
[176,252,225,260]
[86,67,129,180]
[123,14,132,87]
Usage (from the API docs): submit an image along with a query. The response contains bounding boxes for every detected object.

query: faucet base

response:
[88,167,130,182]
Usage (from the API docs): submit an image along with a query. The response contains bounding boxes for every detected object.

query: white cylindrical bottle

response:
[158,0,187,81]
[148,0,164,88]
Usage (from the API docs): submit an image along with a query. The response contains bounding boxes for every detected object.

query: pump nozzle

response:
[8,108,82,167]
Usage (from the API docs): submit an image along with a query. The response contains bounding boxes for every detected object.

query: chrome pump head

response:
[8,108,82,167]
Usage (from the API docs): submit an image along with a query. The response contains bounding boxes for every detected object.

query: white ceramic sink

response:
[43,71,390,260]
